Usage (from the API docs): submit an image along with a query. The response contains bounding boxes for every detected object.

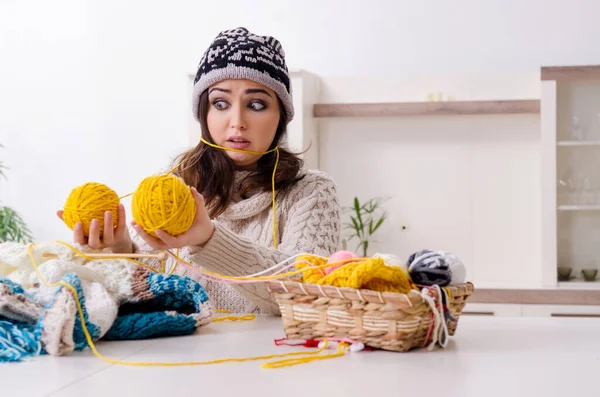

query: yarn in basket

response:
[407,249,466,286]
[296,252,415,293]
[373,252,408,272]
[62,182,120,236]
[324,250,357,274]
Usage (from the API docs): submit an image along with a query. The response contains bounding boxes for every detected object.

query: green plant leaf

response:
[366,199,376,213]
[343,195,391,257]
[353,197,363,229]
[350,215,360,234]
[342,222,356,230]
[0,206,33,244]
[371,215,386,233]
[0,145,32,244]
[3,208,13,229]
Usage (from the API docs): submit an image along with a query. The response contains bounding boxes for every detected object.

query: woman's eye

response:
[249,101,266,111]
[213,100,228,110]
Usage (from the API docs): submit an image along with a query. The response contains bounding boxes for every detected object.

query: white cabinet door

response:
[461,303,522,317]
[522,304,600,318]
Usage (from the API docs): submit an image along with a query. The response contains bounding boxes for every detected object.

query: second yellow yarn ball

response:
[62,182,120,236]
[131,174,196,238]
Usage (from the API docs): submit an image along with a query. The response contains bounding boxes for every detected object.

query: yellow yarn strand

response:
[213,309,256,323]
[51,240,410,293]
[50,240,375,287]
[262,341,349,369]
[54,240,159,273]
[198,137,280,248]
[166,249,365,282]
[52,241,253,323]
[26,243,345,368]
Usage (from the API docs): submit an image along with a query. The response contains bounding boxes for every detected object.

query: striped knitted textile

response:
[0,242,213,363]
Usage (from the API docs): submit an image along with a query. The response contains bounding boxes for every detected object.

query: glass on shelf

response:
[558,170,598,206]
[571,116,585,140]
[567,175,578,205]
[558,178,569,205]
[581,176,596,205]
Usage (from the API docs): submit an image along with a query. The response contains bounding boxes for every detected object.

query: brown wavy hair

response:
[172,89,304,218]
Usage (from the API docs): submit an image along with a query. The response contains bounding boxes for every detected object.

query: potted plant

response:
[0,144,33,243]
[342,196,389,257]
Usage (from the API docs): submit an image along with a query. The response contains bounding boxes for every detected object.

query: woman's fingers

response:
[154,229,181,248]
[61,207,129,251]
[103,211,114,245]
[131,222,167,250]
[191,188,205,221]
[88,219,102,249]
[116,203,127,233]
[74,222,87,245]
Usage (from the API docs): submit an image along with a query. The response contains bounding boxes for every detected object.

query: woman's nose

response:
[229,106,247,130]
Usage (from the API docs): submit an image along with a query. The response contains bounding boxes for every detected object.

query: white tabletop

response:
[2,315,600,397]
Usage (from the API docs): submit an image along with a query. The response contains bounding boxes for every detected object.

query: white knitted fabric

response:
[0,241,214,357]
[0,243,127,354]
[131,169,341,315]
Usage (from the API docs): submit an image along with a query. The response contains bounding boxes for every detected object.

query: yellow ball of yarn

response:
[131,174,196,238]
[62,182,120,236]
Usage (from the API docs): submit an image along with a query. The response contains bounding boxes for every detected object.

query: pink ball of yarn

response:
[325,250,357,275]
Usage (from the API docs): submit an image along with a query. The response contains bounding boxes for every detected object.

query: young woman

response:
[58,27,341,315]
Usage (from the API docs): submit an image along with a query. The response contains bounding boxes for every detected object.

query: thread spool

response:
[131,174,196,238]
[62,182,120,236]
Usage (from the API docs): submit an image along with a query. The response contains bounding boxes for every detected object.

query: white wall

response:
[317,72,542,288]
[1,0,599,256]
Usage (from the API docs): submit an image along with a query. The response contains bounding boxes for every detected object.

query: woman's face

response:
[206,79,281,168]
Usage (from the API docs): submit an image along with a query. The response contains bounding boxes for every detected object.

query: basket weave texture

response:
[268,280,474,352]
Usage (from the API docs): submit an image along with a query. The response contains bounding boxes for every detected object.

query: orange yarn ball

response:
[131,174,196,238]
[62,182,120,236]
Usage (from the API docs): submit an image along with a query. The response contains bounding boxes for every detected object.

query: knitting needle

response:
[41,251,168,261]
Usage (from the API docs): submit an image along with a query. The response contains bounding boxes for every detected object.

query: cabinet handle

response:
[462,311,495,316]
[551,313,600,318]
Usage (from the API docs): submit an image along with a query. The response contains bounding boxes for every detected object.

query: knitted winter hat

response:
[192,27,294,123]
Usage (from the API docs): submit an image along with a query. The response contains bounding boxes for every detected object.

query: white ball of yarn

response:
[439,251,467,285]
[373,253,408,273]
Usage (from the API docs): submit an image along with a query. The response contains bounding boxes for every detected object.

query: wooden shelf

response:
[542,65,600,81]
[471,288,600,305]
[313,99,540,118]
[558,281,600,290]
[558,140,600,146]
[558,205,600,211]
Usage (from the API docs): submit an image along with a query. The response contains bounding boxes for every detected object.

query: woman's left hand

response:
[131,187,215,250]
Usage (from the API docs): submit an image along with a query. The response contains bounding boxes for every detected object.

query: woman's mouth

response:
[227,137,251,150]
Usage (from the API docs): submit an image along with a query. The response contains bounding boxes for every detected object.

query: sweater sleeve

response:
[180,172,341,314]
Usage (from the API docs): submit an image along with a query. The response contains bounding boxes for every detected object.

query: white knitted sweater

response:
[131,168,341,315]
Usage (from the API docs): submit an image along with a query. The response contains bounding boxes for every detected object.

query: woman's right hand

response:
[56,203,133,254]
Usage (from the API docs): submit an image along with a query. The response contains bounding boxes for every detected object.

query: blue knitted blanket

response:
[0,244,213,363]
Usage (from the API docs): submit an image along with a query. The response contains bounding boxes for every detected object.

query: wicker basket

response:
[267,280,474,352]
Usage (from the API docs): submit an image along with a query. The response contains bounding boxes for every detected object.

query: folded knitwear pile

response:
[0,241,213,362]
